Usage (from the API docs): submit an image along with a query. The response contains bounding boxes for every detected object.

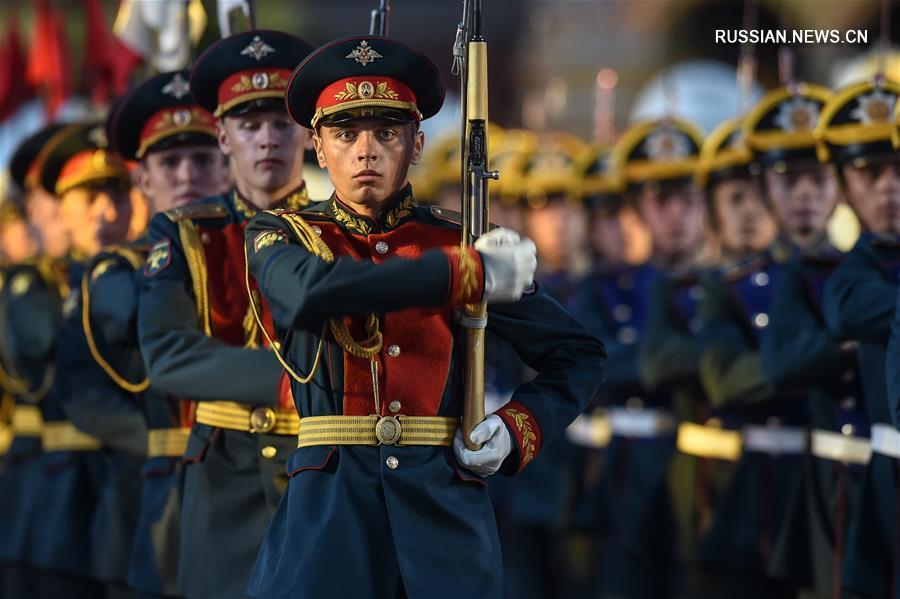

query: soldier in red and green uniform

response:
[94,69,230,597]
[136,30,315,599]
[244,35,606,598]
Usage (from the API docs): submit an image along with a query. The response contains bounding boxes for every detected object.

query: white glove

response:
[453,415,512,477]
[475,228,537,303]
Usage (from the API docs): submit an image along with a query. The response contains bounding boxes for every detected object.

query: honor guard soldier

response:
[243,35,606,598]
[822,77,900,598]
[498,132,591,599]
[761,79,892,598]
[32,122,136,597]
[0,124,72,599]
[137,30,315,599]
[692,83,833,598]
[99,69,230,598]
[593,118,706,599]
[565,144,656,596]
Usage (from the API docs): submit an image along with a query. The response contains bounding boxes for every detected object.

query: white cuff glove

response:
[475,228,537,303]
[453,414,512,477]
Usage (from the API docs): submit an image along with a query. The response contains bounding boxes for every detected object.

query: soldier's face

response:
[712,177,776,255]
[636,181,704,262]
[314,119,424,207]
[525,198,582,272]
[26,188,70,258]
[140,145,230,213]
[841,160,900,235]
[218,110,308,199]
[589,208,626,265]
[0,219,38,263]
[59,184,133,257]
[763,166,838,241]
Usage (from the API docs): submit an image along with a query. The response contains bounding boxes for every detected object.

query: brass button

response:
[200,232,211,244]
[752,272,770,287]
[375,241,389,254]
[841,423,855,436]
[389,400,401,413]
[753,313,769,329]
[840,397,856,411]
[312,225,322,236]
[387,344,400,358]
[612,304,632,323]
[375,416,402,445]
[260,446,277,459]
[386,456,399,470]
[249,407,277,433]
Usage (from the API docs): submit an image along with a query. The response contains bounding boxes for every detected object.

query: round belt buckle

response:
[250,407,278,434]
[375,416,402,445]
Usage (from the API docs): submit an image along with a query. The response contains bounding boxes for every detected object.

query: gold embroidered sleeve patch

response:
[503,407,537,465]
[253,230,287,253]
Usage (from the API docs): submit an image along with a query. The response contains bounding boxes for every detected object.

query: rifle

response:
[370,0,391,36]
[453,0,499,451]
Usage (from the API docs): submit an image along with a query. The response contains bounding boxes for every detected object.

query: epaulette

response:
[722,254,767,284]
[89,245,147,281]
[164,202,229,222]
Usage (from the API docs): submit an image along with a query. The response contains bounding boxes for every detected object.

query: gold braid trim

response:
[82,248,150,393]
[177,221,213,336]
[244,212,383,386]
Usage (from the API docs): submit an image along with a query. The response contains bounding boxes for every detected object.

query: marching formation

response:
[2,16,900,599]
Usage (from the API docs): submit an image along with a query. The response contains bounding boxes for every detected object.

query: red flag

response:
[26,0,70,119]
[0,9,35,121]
[81,0,142,106]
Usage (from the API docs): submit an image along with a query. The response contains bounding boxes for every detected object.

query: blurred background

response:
[0,0,894,249]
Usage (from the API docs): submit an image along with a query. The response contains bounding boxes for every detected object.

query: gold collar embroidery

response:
[329,190,417,235]
[233,185,310,221]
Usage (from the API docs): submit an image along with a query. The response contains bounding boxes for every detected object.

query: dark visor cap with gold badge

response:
[9,123,71,193]
[744,82,831,171]
[38,123,131,196]
[285,36,445,129]
[111,70,219,160]
[191,29,316,118]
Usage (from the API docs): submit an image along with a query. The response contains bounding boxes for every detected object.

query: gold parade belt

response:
[147,427,191,457]
[676,421,743,462]
[195,401,300,435]
[810,429,871,465]
[12,405,43,437]
[42,421,103,452]
[297,415,458,447]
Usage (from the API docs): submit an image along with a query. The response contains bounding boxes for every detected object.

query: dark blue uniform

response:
[760,246,869,596]
[54,259,148,589]
[85,243,189,597]
[694,250,805,597]
[823,232,900,598]
[572,262,689,598]
[138,188,308,599]
[244,190,606,599]
[0,260,64,598]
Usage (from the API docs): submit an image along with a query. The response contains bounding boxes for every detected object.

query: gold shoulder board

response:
[165,203,229,222]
